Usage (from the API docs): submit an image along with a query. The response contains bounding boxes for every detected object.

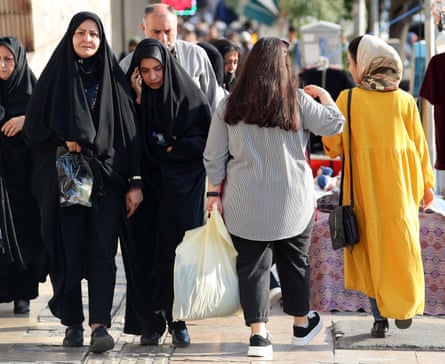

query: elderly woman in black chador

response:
[23,12,143,353]
[0,36,46,315]
[121,38,211,348]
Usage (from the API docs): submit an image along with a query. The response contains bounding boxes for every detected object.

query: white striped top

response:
[203,89,345,241]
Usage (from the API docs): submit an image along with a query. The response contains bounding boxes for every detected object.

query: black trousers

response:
[57,189,121,328]
[231,213,314,326]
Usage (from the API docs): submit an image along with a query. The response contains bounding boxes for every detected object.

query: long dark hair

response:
[224,37,299,131]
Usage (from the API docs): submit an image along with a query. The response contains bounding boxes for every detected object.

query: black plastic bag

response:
[56,152,94,207]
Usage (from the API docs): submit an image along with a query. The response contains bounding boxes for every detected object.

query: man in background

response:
[119,3,222,111]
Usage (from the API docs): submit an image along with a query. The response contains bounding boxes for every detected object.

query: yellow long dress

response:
[322,87,435,319]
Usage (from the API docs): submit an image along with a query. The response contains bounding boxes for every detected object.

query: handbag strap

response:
[339,89,354,207]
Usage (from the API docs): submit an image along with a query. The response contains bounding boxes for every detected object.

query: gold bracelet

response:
[129,176,142,183]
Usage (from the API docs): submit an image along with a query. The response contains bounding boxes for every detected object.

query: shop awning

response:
[243,0,279,26]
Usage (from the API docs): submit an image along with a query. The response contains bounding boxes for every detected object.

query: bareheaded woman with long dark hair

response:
[204,37,345,357]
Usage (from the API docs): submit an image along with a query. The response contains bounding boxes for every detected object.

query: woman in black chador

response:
[121,38,211,348]
[23,12,143,353]
[0,36,46,315]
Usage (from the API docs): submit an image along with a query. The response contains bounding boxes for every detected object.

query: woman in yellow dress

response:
[323,34,435,338]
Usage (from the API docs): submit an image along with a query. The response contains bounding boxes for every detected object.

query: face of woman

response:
[0,45,15,81]
[347,52,359,84]
[140,57,163,90]
[224,50,239,74]
[72,19,101,59]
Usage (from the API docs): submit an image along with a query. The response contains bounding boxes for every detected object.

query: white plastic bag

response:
[172,204,241,321]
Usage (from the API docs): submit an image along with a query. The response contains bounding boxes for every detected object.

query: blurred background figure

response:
[209,38,240,92]
[287,25,302,74]
[119,36,141,61]
[238,30,253,68]
[405,31,418,66]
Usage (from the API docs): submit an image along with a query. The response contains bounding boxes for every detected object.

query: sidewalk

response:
[0,252,443,363]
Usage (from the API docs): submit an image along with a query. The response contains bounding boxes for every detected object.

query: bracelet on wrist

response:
[206,191,220,197]
[128,175,142,183]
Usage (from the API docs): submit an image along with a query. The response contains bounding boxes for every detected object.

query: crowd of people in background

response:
[0,0,436,359]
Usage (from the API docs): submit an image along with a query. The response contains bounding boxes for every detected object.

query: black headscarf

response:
[0,37,36,124]
[24,11,138,180]
[197,42,224,86]
[127,38,211,181]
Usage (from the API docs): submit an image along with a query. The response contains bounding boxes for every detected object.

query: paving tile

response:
[0,250,443,363]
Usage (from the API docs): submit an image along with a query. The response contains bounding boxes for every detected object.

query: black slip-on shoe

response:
[63,324,84,347]
[370,319,389,338]
[168,321,190,347]
[140,327,167,346]
[89,325,114,353]
[13,299,30,314]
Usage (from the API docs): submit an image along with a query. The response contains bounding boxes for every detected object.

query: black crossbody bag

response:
[328,89,360,251]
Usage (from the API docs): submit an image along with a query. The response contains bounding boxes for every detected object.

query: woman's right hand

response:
[2,115,25,137]
[66,141,81,153]
[422,188,434,211]
[303,84,334,105]
[126,187,144,218]
[206,196,223,216]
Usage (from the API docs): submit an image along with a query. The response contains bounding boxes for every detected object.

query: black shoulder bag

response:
[328,89,360,251]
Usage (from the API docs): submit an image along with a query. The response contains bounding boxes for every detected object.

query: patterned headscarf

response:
[356,34,402,91]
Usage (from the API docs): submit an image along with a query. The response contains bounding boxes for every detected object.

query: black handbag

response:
[328,89,360,251]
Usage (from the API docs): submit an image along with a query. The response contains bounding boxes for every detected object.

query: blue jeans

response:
[369,298,386,321]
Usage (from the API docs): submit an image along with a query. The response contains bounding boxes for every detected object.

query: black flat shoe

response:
[89,325,114,353]
[140,332,161,346]
[169,321,190,348]
[13,299,30,314]
[395,318,412,329]
[370,319,389,338]
[63,324,84,347]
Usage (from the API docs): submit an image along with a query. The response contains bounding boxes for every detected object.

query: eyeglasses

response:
[0,56,14,64]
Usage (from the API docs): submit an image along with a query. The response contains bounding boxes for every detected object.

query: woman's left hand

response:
[126,187,143,217]
[2,115,25,137]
